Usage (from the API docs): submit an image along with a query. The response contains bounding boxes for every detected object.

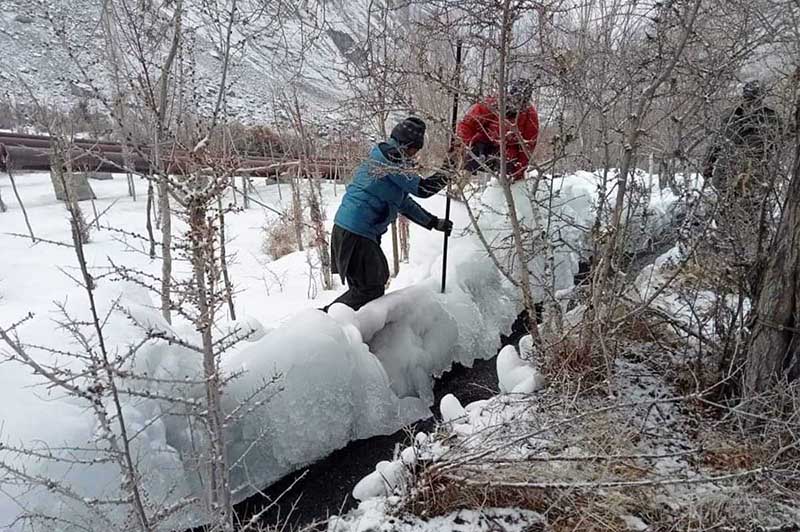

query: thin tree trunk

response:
[54,141,91,245]
[593,0,701,299]
[391,221,400,276]
[399,216,410,262]
[127,173,137,201]
[6,166,35,242]
[153,0,181,324]
[241,176,249,209]
[0,182,7,213]
[290,93,331,289]
[497,0,540,341]
[158,173,172,324]
[189,203,233,531]
[290,169,304,252]
[217,195,237,320]
[745,94,800,398]
[90,197,101,231]
[146,178,156,259]
[123,142,136,202]
[310,173,332,290]
[585,0,702,363]
[65,194,153,532]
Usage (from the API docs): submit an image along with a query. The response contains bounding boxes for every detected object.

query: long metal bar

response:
[441,40,463,294]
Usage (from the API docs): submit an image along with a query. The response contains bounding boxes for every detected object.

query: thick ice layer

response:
[1,218,516,531]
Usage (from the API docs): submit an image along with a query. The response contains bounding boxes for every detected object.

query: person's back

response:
[335,140,428,243]
[326,117,452,312]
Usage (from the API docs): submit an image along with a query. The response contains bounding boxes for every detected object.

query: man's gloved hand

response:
[430,217,453,236]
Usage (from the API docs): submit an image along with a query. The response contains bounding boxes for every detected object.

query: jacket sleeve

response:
[457,103,491,146]
[414,172,449,198]
[399,196,436,228]
[386,170,422,194]
[506,108,539,180]
[506,145,527,180]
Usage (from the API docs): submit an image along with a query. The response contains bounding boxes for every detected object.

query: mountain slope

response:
[0,0,388,124]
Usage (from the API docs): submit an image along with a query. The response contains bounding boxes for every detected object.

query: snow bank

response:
[475,170,688,301]
[632,245,750,344]
[1,190,518,530]
[3,247,514,529]
[224,233,517,503]
[0,168,690,529]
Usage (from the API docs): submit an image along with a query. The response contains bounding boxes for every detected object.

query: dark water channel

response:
[227,320,529,531]
[201,246,670,531]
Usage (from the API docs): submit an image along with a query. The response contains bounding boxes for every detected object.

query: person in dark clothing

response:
[703,80,782,191]
[702,80,784,297]
[326,117,453,311]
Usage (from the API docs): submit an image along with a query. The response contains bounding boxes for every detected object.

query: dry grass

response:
[262,216,297,260]
[540,332,607,391]
[386,282,800,531]
[403,468,648,532]
[394,356,800,531]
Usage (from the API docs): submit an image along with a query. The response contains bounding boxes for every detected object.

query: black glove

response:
[429,217,453,236]
[418,172,450,198]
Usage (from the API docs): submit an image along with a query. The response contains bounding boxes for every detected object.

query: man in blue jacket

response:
[328,117,453,311]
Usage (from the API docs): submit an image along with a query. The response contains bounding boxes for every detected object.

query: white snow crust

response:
[0,167,683,529]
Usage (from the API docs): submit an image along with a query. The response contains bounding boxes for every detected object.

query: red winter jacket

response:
[456,97,539,181]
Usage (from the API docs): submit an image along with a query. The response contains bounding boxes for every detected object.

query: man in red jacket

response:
[456,79,539,182]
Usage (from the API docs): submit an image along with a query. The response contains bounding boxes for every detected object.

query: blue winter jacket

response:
[334,140,437,242]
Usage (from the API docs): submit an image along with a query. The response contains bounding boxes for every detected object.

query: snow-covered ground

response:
[334,322,800,531]
[0,168,686,529]
[0,171,517,529]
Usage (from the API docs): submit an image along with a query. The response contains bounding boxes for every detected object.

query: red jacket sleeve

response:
[457,102,492,146]
[507,106,539,181]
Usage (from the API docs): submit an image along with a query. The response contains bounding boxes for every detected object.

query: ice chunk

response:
[352,459,407,500]
[519,334,537,363]
[497,344,544,393]
[622,514,649,531]
[328,302,358,328]
[400,446,417,467]
[440,393,466,423]
[511,371,546,394]
[353,462,391,500]
[223,314,268,342]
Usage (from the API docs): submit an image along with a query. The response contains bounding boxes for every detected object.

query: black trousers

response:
[464,141,500,174]
[329,225,390,311]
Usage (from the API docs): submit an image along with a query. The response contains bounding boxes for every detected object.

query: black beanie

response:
[390,117,426,150]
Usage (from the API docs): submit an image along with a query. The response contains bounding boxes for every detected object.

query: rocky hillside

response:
[0,0,381,125]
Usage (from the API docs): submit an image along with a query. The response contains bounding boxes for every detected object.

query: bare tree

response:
[745,85,800,399]
[286,91,333,290]
[0,197,162,532]
[0,148,36,242]
[582,0,703,373]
